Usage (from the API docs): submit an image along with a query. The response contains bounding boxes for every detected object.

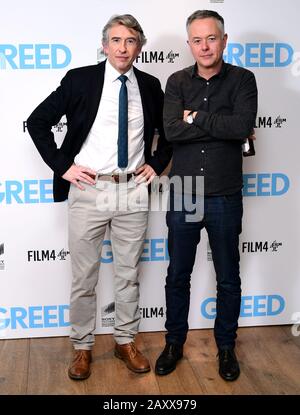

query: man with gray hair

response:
[27,14,171,380]
[155,10,257,381]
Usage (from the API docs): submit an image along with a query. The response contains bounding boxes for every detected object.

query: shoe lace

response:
[129,343,137,358]
[165,344,178,357]
[74,351,89,362]
[217,349,233,362]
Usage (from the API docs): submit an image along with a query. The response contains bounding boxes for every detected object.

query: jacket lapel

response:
[85,61,106,134]
[134,66,150,132]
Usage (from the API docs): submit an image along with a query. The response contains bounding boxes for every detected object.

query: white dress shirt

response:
[75,60,145,173]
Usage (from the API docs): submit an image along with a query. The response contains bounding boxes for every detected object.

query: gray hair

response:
[102,14,147,46]
[186,10,225,36]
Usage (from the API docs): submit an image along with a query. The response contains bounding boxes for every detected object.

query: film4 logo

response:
[27,248,70,262]
[97,48,180,64]
[135,50,180,64]
[23,120,67,133]
[241,240,283,253]
[140,307,165,319]
[52,121,67,133]
[255,115,287,128]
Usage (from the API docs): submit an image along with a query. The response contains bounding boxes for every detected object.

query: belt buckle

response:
[114,173,133,183]
[96,172,133,184]
[95,173,113,183]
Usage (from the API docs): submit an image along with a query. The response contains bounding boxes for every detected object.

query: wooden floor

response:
[1,325,300,395]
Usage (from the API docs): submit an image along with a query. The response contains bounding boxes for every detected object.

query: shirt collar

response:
[191,60,227,80]
[105,59,134,83]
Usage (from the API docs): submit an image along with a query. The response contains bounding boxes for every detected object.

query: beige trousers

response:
[67,180,148,350]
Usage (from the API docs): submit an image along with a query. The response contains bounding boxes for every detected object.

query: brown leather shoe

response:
[68,349,92,380]
[115,342,150,373]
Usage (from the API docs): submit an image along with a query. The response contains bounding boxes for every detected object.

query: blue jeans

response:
[165,191,243,350]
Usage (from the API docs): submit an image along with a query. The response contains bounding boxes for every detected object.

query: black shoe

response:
[155,343,183,376]
[218,348,240,381]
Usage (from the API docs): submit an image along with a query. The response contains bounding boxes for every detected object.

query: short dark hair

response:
[186,10,225,35]
[102,14,147,46]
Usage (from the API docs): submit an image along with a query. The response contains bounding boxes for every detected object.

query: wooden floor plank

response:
[142,331,205,395]
[0,338,29,395]
[27,336,86,395]
[184,329,240,395]
[2,325,300,395]
[254,326,300,394]
[281,324,300,347]
[86,333,160,395]
[236,326,300,395]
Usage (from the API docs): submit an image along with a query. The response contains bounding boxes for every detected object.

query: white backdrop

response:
[1,0,299,339]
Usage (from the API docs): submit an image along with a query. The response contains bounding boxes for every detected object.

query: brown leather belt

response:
[96,173,135,184]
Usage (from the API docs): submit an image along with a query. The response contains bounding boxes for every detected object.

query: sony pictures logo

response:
[27,248,70,262]
[207,242,213,261]
[0,243,4,270]
[101,302,115,327]
[255,115,287,128]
